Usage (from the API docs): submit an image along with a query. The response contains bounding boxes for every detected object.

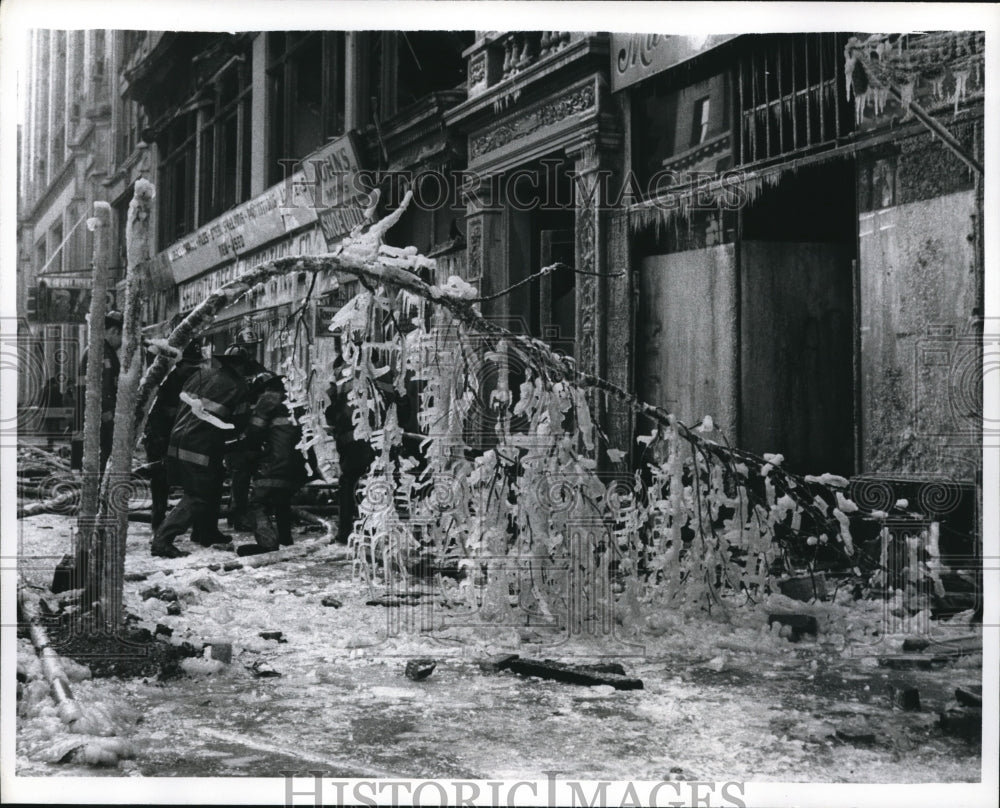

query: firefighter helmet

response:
[215,344,250,364]
[249,370,280,393]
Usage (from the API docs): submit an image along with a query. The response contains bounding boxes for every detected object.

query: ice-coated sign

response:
[610,33,739,92]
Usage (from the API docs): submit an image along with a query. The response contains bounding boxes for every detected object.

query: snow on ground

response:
[15,511,983,781]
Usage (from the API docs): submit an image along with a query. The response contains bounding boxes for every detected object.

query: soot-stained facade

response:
[615,32,984,545]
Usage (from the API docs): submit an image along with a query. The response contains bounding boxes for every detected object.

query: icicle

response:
[873,86,889,117]
[665,425,684,599]
[952,68,970,115]
[844,37,860,100]
[855,88,868,125]
[833,508,854,555]
[898,79,915,119]
[930,74,944,101]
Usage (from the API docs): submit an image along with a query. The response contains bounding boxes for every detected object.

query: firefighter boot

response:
[253,507,280,552]
[151,500,193,558]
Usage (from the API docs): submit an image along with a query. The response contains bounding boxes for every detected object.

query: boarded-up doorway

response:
[637,244,739,438]
[740,240,854,474]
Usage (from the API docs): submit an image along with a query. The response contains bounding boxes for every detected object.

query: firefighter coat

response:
[144,358,202,459]
[246,389,310,490]
[167,363,250,471]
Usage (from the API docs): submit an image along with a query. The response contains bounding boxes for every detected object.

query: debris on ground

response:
[778,572,829,602]
[767,613,819,641]
[505,657,643,690]
[404,659,437,680]
[888,683,921,711]
[248,660,281,678]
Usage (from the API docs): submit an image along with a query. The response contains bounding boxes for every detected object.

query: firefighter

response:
[224,328,266,530]
[235,372,311,555]
[325,354,411,545]
[143,338,204,531]
[326,361,372,544]
[151,344,252,558]
[72,310,123,470]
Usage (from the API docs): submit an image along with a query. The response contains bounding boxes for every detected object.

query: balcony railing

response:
[467,31,580,97]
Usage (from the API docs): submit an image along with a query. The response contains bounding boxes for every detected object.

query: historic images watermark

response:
[279,160,750,217]
[280,772,748,808]
[0,316,78,448]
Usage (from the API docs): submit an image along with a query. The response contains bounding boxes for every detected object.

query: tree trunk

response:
[89,181,154,633]
[78,203,113,525]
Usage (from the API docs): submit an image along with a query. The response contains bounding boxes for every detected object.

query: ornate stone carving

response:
[576,196,597,378]
[466,219,483,282]
[469,53,486,87]
[470,84,596,160]
[605,208,632,450]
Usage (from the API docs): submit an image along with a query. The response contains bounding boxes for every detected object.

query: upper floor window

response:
[368,32,473,120]
[48,221,64,273]
[198,58,252,224]
[35,240,47,275]
[632,71,731,191]
[157,113,197,244]
[736,33,849,165]
[267,32,345,186]
[115,97,146,166]
[157,45,253,243]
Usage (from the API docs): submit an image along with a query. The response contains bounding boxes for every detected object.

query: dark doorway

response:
[466,158,576,453]
[505,156,576,351]
[739,162,856,475]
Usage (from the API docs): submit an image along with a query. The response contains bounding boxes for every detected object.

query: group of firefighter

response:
[76,313,392,560]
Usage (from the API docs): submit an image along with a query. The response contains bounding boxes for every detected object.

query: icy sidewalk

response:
[16,512,983,781]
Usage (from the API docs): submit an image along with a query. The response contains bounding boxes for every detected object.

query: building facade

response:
[18,30,986,541]
[609,32,985,544]
[17,29,118,415]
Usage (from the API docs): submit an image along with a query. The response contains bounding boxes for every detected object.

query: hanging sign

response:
[301,131,371,248]
[610,33,739,92]
[163,132,367,283]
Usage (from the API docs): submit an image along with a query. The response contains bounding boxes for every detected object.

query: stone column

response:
[605,207,633,454]
[463,174,504,319]
[567,137,632,456]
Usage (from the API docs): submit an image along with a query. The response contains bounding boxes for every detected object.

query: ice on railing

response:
[431,275,478,300]
[804,472,849,488]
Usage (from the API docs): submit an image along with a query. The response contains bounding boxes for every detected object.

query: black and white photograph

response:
[1,2,996,806]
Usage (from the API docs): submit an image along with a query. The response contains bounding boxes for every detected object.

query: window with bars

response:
[736,33,851,166]
[267,32,346,187]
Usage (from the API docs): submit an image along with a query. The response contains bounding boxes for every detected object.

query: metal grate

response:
[737,33,850,165]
